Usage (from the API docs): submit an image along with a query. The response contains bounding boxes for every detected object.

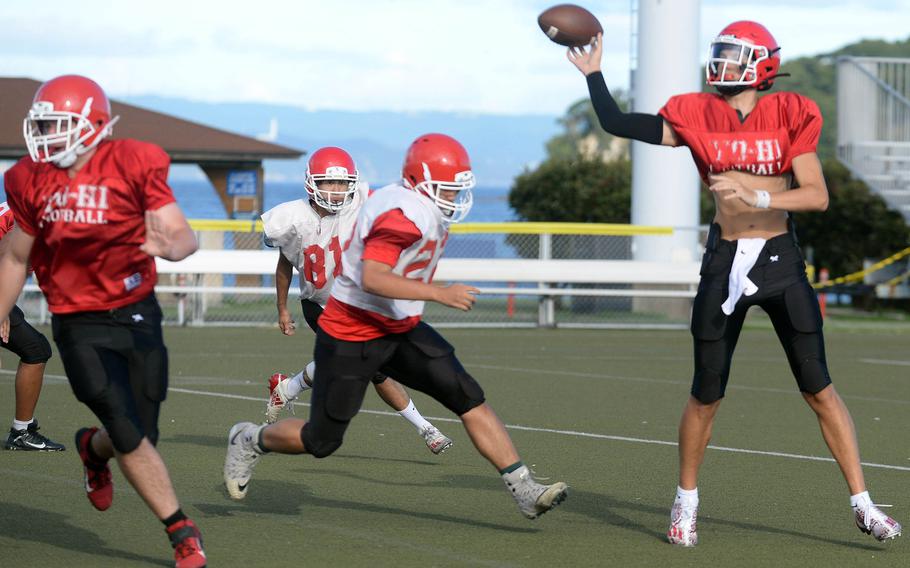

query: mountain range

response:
[123,96,562,187]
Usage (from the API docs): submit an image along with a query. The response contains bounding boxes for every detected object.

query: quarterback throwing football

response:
[568,22,901,545]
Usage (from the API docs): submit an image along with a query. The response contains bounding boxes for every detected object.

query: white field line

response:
[468,364,910,404]
[165,387,910,473]
[859,358,910,367]
[6,369,909,473]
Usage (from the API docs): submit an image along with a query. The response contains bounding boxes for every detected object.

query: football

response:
[537,4,602,47]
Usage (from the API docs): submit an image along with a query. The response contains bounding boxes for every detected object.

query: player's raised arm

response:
[567,33,678,147]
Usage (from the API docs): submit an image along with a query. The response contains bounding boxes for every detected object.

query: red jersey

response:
[0,202,13,240]
[659,91,822,182]
[3,139,177,314]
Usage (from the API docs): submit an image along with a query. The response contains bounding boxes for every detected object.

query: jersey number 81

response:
[302,236,342,289]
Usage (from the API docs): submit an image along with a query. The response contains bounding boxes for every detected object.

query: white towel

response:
[721,238,766,315]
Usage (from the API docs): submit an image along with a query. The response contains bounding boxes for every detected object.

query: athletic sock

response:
[499,461,524,476]
[284,372,308,399]
[398,400,432,432]
[162,508,188,528]
[850,490,871,510]
[12,418,34,432]
[252,424,271,454]
[676,486,699,506]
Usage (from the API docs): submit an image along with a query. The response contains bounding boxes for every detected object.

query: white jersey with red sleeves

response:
[260,181,368,307]
[0,201,14,240]
[322,184,449,340]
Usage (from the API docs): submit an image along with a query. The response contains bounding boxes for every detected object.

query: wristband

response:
[754,190,771,209]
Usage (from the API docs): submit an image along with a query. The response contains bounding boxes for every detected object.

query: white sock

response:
[398,400,432,432]
[12,418,34,432]
[850,490,871,509]
[284,372,308,399]
[676,486,699,506]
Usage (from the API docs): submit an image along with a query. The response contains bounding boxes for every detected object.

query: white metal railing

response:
[837,56,910,220]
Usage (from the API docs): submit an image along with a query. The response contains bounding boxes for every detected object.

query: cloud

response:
[0,0,907,114]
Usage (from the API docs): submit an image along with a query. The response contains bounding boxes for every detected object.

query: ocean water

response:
[170,180,517,223]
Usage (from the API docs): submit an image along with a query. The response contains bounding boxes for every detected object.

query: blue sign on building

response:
[227,170,258,196]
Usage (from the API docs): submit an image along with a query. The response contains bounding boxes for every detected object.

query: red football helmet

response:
[23,75,119,168]
[706,21,781,92]
[305,146,359,213]
[401,133,475,223]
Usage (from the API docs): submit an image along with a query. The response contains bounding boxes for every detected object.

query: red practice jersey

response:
[3,139,177,314]
[659,91,822,181]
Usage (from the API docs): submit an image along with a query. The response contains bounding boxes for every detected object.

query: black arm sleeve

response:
[586,71,664,145]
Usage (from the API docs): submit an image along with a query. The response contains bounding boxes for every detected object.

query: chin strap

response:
[756,73,791,91]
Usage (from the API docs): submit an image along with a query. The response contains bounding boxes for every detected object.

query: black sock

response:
[257,427,271,454]
[162,508,187,528]
[498,461,524,475]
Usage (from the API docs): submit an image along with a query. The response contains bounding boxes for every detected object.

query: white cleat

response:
[502,465,568,519]
[265,373,296,424]
[667,500,698,547]
[420,426,453,455]
[224,422,263,500]
[855,502,902,541]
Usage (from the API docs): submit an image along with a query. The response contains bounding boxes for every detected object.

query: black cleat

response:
[5,421,66,451]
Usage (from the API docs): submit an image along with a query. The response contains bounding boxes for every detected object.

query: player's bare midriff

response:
[711,168,791,241]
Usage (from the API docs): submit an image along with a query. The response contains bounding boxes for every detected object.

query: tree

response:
[793,159,910,277]
[510,158,631,222]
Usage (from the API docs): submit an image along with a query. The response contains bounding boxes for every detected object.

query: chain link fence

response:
[17,224,707,329]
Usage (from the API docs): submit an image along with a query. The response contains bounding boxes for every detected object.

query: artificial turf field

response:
[1,321,908,567]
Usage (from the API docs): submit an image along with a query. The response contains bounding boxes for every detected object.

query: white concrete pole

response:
[631,0,702,262]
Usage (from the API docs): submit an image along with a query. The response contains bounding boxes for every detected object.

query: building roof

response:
[0,77,303,164]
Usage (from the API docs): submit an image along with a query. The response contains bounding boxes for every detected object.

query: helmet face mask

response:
[412,171,475,224]
[402,133,475,224]
[23,75,118,168]
[705,21,781,93]
[305,147,358,214]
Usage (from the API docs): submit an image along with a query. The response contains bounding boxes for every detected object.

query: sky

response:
[1,0,909,116]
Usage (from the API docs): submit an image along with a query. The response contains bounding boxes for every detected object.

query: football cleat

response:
[5,421,66,451]
[166,518,207,568]
[667,500,699,546]
[224,422,263,500]
[75,427,113,511]
[420,426,453,455]
[855,502,902,541]
[502,465,568,519]
[265,373,296,424]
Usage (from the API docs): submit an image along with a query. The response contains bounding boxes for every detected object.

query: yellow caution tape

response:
[188,219,264,232]
[883,270,910,287]
[812,246,910,289]
[187,219,673,236]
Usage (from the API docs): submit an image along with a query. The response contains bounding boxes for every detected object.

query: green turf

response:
[1,323,908,567]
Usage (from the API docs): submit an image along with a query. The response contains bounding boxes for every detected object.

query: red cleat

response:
[75,427,113,511]
[166,519,207,568]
